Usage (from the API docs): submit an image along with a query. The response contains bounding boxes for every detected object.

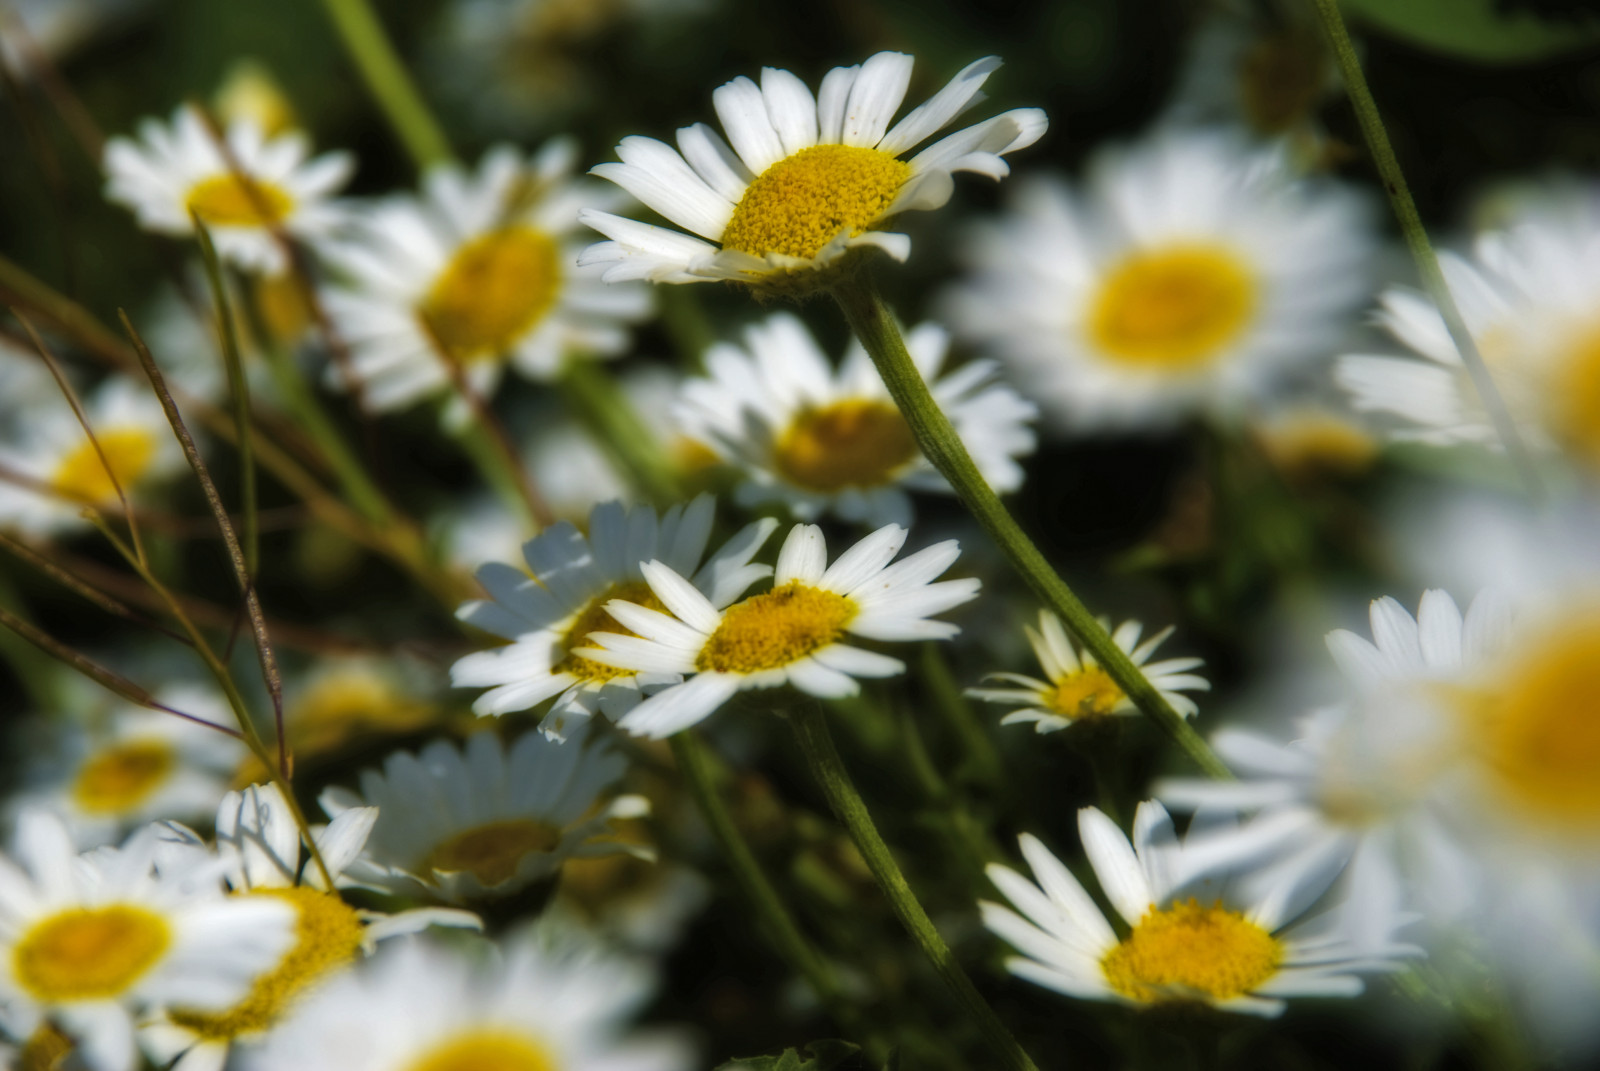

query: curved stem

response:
[789,704,1040,1071]
[1306,0,1542,497]
[831,278,1230,779]
[669,731,879,1052]
[316,0,453,170]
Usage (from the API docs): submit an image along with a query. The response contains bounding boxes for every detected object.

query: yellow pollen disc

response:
[420,225,562,363]
[696,581,857,675]
[1471,621,1600,828]
[423,818,564,887]
[1550,326,1600,467]
[185,173,294,227]
[1049,667,1124,720]
[254,271,312,343]
[721,144,911,261]
[773,399,919,492]
[13,905,171,1001]
[168,887,365,1040]
[51,427,159,505]
[555,582,667,683]
[404,1031,558,1071]
[1089,245,1258,370]
[70,739,176,814]
[1101,899,1282,1004]
[20,1023,74,1071]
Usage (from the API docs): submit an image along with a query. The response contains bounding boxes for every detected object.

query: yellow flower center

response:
[773,399,919,492]
[51,427,159,505]
[254,271,312,343]
[185,174,294,227]
[1088,245,1258,370]
[1049,667,1124,720]
[167,887,365,1040]
[19,1023,75,1071]
[1469,620,1600,829]
[555,581,668,684]
[1101,899,1282,1003]
[721,144,911,261]
[13,905,171,1001]
[422,818,564,887]
[1550,325,1600,467]
[404,1031,558,1071]
[420,225,562,363]
[696,581,857,674]
[70,739,176,814]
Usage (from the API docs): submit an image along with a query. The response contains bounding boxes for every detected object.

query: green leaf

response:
[1341,0,1600,64]
[716,1040,867,1071]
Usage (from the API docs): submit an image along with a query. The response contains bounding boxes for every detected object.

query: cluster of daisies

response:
[2,10,1600,1069]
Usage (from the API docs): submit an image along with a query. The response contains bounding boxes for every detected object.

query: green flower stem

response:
[317,0,453,170]
[1306,0,1541,495]
[668,731,878,1050]
[192,221,258,576]
[789,703,1039,1071]
[832,277,1231,780]
[561,357,685,502]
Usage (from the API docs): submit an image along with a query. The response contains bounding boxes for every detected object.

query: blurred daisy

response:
[580,522,980,738]
[0,811,294,1071]
[142,784,477,1071]
[322,142,651,415]
[981,801,1410,1016]
[550,819,709,953]
[946,129,1373,429]
[17,688,243,849]
[103,105,352,275]
[1337,188,1600,469]
[319,724,648,904]
[968,609,1208,733]
[451,495,776,735]
[580,51,1047,290]
[244,930,690,1071]
[675,313,1036,526]
[0,377,184,537]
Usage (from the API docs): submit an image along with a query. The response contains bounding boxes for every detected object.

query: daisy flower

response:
[103,105,352,275]
[0,810,294,1071]
[945,128,1374,429]
[1336,186,1600,469]
[579,51,1047,291]
[319,723,649,904]
[0,376,184,537]
[16,687,244,848]
[579,522,981,738]
[968,609,1208,734]
[321,141,652,415]
[141,784,478,1071]
[244,930,690,1071]
[451,495,777,736]
[675,312,1036,527]
[981,801,1411,1016]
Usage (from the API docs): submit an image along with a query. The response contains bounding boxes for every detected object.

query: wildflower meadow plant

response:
[4,4,1600,1069]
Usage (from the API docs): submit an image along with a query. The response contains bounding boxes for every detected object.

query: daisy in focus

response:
[579,522,980,738]
[322,141,652,415]
[15,687,243,848]
[1336,186,1600,469]
[103,104,352,275]
[579,51,1047,290]
[0,810,294,1071]
[142,783,478,1071]
[244,930,690,1071]
[319,724,649,904]
[0,376,184,537]
[945,128,1374,429]
[675,312,1036,527]
[968,609,1208,734]
[451,496,777,735]
[981,801,1410,1016]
